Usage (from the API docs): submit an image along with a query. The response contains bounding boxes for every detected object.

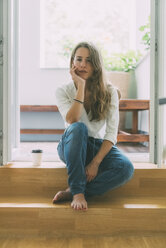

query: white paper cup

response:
[31,150,43,166]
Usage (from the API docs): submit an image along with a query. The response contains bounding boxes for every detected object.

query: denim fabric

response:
[57,122,134,197]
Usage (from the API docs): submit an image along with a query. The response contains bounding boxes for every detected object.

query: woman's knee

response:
[123,159,134,181]
[66,122,88,137]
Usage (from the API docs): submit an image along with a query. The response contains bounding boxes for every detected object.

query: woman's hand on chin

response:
[70,65,86,89]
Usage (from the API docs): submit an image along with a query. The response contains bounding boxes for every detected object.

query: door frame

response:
[0,0,9,165]
[0,0,3,165]
[0,0,20,165]
[150,0,165,166]
[1,0,164,165]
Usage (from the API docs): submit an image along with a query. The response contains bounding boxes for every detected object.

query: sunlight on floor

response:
[124,204,159,209]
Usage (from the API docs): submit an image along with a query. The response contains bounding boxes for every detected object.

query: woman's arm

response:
[66,65,85,124]
[93,139,113,164]
[85,140,113,182]
[86,87,119,182]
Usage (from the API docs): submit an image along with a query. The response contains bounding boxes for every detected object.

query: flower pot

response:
[107,71,132,130]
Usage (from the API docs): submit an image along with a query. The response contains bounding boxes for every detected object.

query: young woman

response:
[53,41,134,211]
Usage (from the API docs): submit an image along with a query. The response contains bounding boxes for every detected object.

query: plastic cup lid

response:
[32,149,43,153]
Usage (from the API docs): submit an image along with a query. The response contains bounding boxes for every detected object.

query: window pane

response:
[40,0,131,68]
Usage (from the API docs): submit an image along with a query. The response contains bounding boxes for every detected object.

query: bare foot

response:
[71,193,88,211]
[52,188,72,203]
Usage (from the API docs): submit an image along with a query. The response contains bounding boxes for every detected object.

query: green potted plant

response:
[139,16,150,51]
[103,50,142,99]
[103,50,142,129]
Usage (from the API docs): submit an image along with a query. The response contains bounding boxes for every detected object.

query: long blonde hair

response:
[70,41,112,121]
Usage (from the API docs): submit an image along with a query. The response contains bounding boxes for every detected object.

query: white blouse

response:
[55,82,119,145]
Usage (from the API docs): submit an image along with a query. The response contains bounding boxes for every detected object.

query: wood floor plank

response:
[2,162,157,168]
[102,236,148,248]
[1,164,166,198]
[0,196,166,236]
[0,236,166,248]
[0,196,166,209]
[143,236,166,248]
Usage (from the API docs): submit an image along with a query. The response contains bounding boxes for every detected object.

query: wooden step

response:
[1,163,166,237]
[0,163,166,198]
[0,195,166,237]
[1,235,166,248]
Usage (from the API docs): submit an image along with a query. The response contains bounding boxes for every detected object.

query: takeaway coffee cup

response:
[31,149,43,166]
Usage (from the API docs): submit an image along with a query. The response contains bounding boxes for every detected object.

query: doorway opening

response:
[12,0,150,163]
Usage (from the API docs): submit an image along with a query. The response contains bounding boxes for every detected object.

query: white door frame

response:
[0,0,10,165]
[0,0,3,165]
[150,0,158,164]
[150,0,165,166]
[0,0,20,165]
[157,0,166,166]
[9,0,20,151]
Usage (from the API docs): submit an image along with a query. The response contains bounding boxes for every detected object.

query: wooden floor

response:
[13,142,149,163]
[0,235,166,248]
[117,142,149,153]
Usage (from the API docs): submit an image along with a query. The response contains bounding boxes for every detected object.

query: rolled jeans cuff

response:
[70,183,86,196]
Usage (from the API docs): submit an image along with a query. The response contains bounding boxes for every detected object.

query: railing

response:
[20,99,150,143]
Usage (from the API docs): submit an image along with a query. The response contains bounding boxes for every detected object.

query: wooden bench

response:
[20,99,150,143]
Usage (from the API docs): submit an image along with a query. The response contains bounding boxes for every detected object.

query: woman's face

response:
[73,47,94,80]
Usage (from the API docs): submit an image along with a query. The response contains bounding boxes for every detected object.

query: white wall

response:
[19,0,68,141]
[136,52,150,99]
[19,0,151,141]
[135,52,150,132]
[134,0,150,133]
[19,0,70,105]
[136,0,150,52]
[19,0,150,105]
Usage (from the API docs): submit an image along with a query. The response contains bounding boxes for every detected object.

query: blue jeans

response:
[57,122,134,197]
